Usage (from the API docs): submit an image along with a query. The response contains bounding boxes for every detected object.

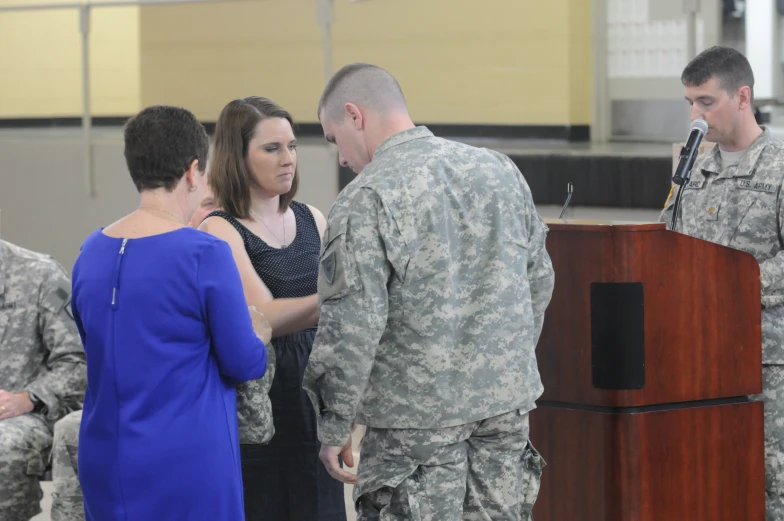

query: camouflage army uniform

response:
[51,410,83,521]
[661,128,784,520]
[237,337,276,444]
[0,239,86,521]
[303,127,555,520]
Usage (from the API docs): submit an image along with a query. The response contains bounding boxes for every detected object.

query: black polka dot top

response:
[207,202,321,299]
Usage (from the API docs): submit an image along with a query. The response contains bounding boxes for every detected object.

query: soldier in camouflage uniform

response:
[661,46,784,520]
[303,63,555,520]
[0,238,86,521]
[50,410,83,521]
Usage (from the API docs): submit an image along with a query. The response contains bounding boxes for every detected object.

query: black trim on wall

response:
[0,116,130,129]
[339,154,672,209]
[421,124,590,141]
[295,123,591,141]
[516,154,673,209]
[0,117,590,142]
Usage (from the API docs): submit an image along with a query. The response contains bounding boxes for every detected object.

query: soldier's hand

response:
[319,437,358,485]
[0,390,34,420]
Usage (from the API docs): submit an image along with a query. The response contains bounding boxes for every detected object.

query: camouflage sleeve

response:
[527,212,554,343]
[759,190,784,308]
[303,188,392,446]
[512,161,555,343]
[25,263,86,420]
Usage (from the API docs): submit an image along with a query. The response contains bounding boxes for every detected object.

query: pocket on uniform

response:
[356,466,429,521]
[26,448,47,476]
[520,441,546,520]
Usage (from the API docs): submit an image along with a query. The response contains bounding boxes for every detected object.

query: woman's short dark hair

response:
[124,105,209,192]
[209,97,299,218]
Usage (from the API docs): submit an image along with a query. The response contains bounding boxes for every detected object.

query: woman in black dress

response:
[201,96,347,521]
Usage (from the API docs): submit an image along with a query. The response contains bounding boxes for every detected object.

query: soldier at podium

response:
[661,45,784,520]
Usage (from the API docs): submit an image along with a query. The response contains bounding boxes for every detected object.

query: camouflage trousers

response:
[51,410,84,521]
[753,365,784,521]
[354,409,544,521]
[0,413,52,521]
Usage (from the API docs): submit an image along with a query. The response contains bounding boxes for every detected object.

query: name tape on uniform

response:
[737,179,777,193]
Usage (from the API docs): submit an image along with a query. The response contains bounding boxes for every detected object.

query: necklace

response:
[138,205,185,226]
[251,210,288,248]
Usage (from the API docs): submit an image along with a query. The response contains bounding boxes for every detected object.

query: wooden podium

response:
[530,220,765,521]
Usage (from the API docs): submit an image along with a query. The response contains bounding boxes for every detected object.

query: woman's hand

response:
[248,306,273,345]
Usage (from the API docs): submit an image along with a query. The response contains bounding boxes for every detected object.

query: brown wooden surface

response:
[544,219,666,232]
[537,224,762,406]
[530,401,765,521]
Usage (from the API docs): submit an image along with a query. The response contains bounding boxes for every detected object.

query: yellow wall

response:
[567,0,593,124]
[334,0,576,125]
[0,0,592,126]
[0,1,141,117]
[138,0,324,123]
[138,0,592,126]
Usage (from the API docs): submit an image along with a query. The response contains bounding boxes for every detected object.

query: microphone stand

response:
[559,182,574,219]
[669,180,688,231]
[669,148,699,231]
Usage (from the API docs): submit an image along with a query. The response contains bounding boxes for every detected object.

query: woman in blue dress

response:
[72,105,270,521]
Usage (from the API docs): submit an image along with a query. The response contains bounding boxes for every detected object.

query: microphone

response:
[672,118,709,186]
[559,182,574,219]
[669,119,708,231]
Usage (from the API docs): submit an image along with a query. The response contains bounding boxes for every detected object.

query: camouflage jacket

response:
[303,127,555,446]
[661,128,784,364]
[236,339,275,444]
[0,240,86,426]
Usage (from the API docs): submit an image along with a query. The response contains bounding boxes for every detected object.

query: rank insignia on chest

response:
[322,251,336,284]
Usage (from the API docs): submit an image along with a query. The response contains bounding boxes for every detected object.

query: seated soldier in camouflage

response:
[50,410,82,521]
[0,238,86,521]
[661,46,784,521]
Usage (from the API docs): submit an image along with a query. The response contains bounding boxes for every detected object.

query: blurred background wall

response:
[0,0,782,270]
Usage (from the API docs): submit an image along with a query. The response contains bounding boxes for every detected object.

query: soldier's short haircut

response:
[124,105,209,192]
[681,46,755,101]
[318,63,408,121]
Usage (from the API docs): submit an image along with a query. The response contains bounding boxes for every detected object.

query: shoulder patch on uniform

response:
[322,251,336,284]
[55,286,68,303]
[44,278,71,314]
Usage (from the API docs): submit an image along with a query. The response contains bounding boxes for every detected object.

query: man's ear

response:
[345,103,364,130]
[737,85,753,111]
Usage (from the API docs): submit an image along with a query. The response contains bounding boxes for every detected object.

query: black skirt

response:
[241,330,348,521]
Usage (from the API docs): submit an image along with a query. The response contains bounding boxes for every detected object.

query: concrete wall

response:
[0,129,338,271]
